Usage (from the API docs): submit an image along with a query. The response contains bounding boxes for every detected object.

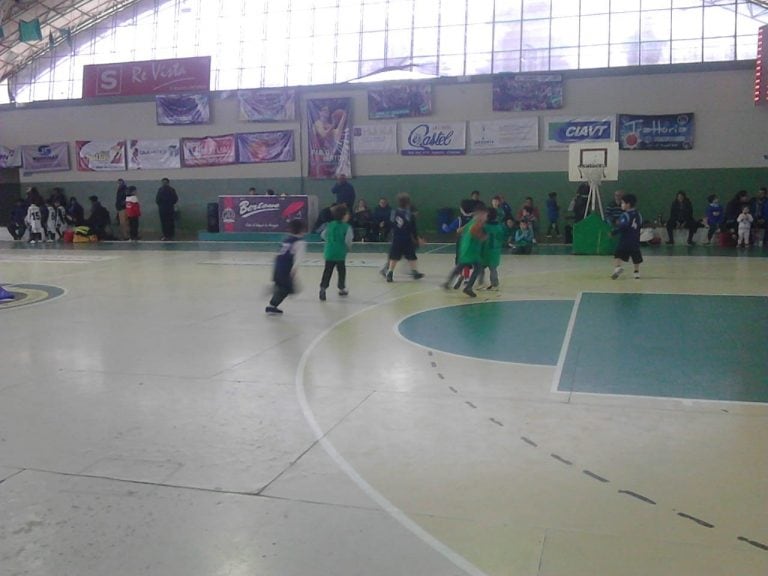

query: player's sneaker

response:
[611,267,624,280]
[0,288,15,301]
[265,306,283,314]
[379,267,387,278]
[452,275,463,289]
[386,271,393,283]
[462,287,477,298]
[633,272,640,280]
[338,289,349,296]
[319,288,326,301]
[411,271,424,280]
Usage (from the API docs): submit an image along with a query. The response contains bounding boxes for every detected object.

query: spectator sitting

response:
[371,197,392,242]
[65,197,85,226]
[8,197,28,240]
[723,190,750,241]
[665,190,701,245]
[352,199,373,241]
[516,196,541,240]
[512,219,534,254]
[751,187,767,246]
[490,195,513,222]
[703,194,724,245]
[604,190,624,226]
[85,195,113,240]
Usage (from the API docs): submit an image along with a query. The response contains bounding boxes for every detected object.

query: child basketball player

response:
[611,193,643,280]
[319,204,353,300]
[266,219,306,314]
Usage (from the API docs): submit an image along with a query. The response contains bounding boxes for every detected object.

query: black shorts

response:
[389,240,417,261]
[614,247,643,264]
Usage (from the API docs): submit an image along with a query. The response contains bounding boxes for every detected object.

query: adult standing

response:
[665,191,700,245]
[156,177,178,240]
[115,178,128,240]
[331,173,355,210]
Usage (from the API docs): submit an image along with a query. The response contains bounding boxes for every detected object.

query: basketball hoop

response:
[578,164,606,219]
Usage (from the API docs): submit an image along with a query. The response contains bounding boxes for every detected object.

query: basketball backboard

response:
[568,142,619,182]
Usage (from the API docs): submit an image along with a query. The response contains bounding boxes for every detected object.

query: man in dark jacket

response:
[115,178,128,240]
[331,173,355,209]
[155,177,178,240]
[8,197,29,240]
[85,195,113,240]
[666,190,700,245]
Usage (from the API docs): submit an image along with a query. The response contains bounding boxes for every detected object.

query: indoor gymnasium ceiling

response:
[0,0,767,84]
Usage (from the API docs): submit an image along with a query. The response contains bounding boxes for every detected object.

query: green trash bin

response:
[572,213,617,255]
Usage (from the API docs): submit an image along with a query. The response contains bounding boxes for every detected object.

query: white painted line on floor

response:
[550,291,582,397]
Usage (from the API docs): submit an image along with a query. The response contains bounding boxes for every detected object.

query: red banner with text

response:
[82,56,211,98]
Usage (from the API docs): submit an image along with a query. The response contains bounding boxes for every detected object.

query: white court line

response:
[550,291,582,398]
[295,290,490,576]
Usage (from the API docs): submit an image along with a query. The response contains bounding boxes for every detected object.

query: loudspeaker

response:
[207,202,219,233]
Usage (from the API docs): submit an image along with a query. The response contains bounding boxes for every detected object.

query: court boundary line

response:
[550,292,582,400]
[295,289,491,576]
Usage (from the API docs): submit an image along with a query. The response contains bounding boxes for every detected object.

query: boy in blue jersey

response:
[611,193,643,280]
[266,219,307,314]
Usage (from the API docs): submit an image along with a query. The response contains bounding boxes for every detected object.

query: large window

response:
[3,0,767,103]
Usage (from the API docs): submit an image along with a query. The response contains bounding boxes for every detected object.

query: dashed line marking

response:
[430,361,437,368]
[737,536,768,551]
[437,373,445,380]
[489,418,504,427]
[677,512,714,528]
[583,470,610,483]
[550,454,573,466]
[465,401,477,409]
[521,436,538,447]
[448,386,458,394]
[618,490,656,505]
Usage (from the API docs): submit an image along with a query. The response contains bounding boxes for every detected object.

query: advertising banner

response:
[543,117,615,150]
[493,74,563,111]
[181,134,236,167]
[156,94,210,125]
[238,89,296,121]
[236,131,295,164]
[368,83,432,119]
[307,98,352,178]
[0,145,21,168]
[352,124,397,154]
[76,140,127,171]
[219,195,309,233]
[469,119,539,154]
[127,139,181,170]
[399,122,466,156]
[21,142,70,174]
[83,56,211,97]
[618,113,695,150]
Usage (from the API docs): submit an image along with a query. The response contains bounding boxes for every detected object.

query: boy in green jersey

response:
[320,204,353,301]
[479,208,505,290]
[443,206,488,297]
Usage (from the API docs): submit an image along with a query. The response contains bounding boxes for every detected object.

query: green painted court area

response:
[398,300,574,366]
[559,293,768,403]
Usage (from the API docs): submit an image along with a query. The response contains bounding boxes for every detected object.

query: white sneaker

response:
[611,267,624,280]
[633,272,640,280]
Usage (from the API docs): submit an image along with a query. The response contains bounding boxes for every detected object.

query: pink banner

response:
[181,135,236,167]
[82,56,211,98]
[236,131,295,164]
[307,98,352,178]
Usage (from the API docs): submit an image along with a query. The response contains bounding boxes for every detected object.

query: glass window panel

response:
[495,0,522,21]
[336,33,361,60]
[465,52,492,74]
[642,0,671,9]
[610,12,640,43]
[610,42,641,66]
[735,34,757,60]
[641,10,671,41]
[550,46,578,69]
[287,63,311,86]
[466,23,493,54]
[494,21,522,51]
[440,2,466,26]
[581,14,609,45]
[522,18,550,49]
[612,0,640,11]
[580,0,610,16]
[359,58,386,76]
[673,0,702,7]
[362,2,387,31]
[520,48,550,71]
[290,9,314,36]
[703,36,735,61]
[217,67,240,90]
[314,35,337,62]
[467,0,494,24]
[335,61,360,82]
[361,31,386,59]
[387,28,412,59]
[672,7,702,40]
[388,1,414,29]
[266,11,290,37]
[640,40,671,64]
[439,54,465,76]
[413,26,438,55]
[312,62,335,85]
[264,63,286,87]
[413,0,440,27]
[241,67,264,88]
[493,51,520,73]
[522,0,551,20]
[551,17,579,47]
[580,44,609,68]
[314,6,339,35]
[289,38,313,65]
[671,38,702,62]
[243,0,267,18]
[550,0,579,17]
[736,6,766,36]
[337,3,362,33]
[440,25,466,55]
[703,6,735,37]
[315,0,338,7]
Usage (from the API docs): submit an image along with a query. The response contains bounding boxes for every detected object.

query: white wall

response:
[1,66,766,184]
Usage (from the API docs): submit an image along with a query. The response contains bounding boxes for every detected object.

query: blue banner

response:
[543,117,615,150]
[156,94,210,125]
[618,113,694,150]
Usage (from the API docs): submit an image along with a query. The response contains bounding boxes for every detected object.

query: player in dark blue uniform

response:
[266,219,306,314]
[611,193,643,280]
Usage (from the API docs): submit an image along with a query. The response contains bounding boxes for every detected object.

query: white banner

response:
[543,116,615,151]
[76,140,126,171]
[0,145,21,168]
[399,122,466,156]
[469,118,539,154]
[352,124,397,155]
[128,139,182,170]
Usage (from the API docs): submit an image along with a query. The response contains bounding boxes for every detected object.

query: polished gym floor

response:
[0,241,766,576]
